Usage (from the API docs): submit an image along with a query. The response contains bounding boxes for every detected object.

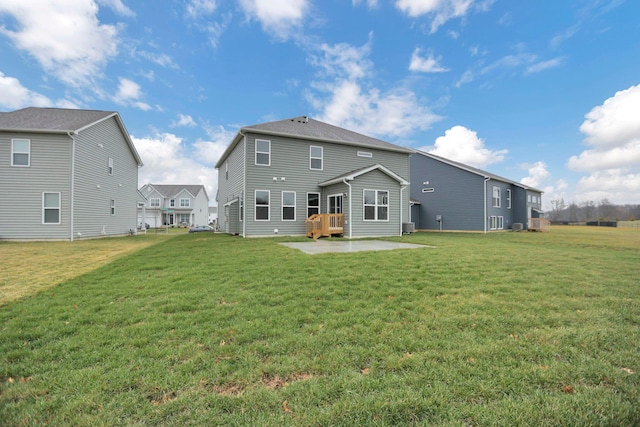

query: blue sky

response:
[1,0,639,208]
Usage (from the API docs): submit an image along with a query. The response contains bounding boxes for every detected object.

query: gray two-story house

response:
[0,107,143,240]
[138,184,209,228]
[410,150,543,232]
[215,116,412,238]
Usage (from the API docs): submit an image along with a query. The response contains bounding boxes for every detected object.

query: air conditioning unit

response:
[402,222,415,233]
[512,223,523,231]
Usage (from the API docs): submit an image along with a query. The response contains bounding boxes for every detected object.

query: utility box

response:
[512,223,523,231]
[435,215,442,221]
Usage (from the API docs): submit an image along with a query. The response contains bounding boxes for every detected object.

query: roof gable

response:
[319,164,409,187]
[143,184,207,200]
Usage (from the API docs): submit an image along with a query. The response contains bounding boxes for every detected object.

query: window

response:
[225,162,228,180]
[12,139,30,166]
[43,192,60,224]
[310,146,323,170]
[490,216,504,230]
[357,151,373,158]
[170,199,175,207]
[180,198,190,208]
[255,190,270,221]
[179,213,190,224]
[255,139,270,166]
[506,189,511,209]
[150,198,160,207]
[492,186,501,208]
[307,193,320,217]
[528,195,532,203]
[363,189,389,221]
[239,198,244,221]
[282,191,296,221]
[108,157,113,175]
[110,199,116,215]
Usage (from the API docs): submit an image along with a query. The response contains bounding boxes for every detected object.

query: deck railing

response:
[306,214,344,239]
[528,218,551,232]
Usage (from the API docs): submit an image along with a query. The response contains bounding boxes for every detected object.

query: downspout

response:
[483,176,490,234]
[342,178,352,239]
[399,183,407,236]
[68,131,77,241]
[241,131,247,238]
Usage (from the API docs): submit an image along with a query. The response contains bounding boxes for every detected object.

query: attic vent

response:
[422,188,435,193]
[296,116,309,123]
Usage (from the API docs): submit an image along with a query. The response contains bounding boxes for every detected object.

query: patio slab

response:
[280,239,431,255]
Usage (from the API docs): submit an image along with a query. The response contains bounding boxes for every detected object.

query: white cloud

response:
[185,0,217,18]
[133,133,219,205]
[455,69,474,87]
[0,0,120,88]
[394,0,477,33]
[96,0,135,17]
[114,77,151,110]
[0,71,78,109]
[420,125,507,168]
[352,0,379,8]
[526,57,565,74]
[409,48,449,73]
[137,51,178,69]
[307,37,441,139]
[567,84,640,205]
[238,0,307,40]
[520,161,550,188]
[171,114,197,128]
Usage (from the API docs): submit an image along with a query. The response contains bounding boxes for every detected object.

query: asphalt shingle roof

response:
[0,107,115,132]
[148,185,206,199]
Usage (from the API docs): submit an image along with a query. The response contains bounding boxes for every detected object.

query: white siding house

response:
[138,184,209,227]
[0,107,143,240]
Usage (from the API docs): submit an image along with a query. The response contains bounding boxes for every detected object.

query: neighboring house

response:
[208,206,218,225]
[215,116,412,238]
[138,184,209,227]
[410,150,544,232]
[0,107,143,240]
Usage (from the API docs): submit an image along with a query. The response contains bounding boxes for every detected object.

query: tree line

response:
[547,199,640,222]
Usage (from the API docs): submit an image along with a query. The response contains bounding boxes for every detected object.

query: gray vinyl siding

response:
[217,138,245,234]
[0,131,72,240]
[242,133,410,237]
[73,117,139,238]
[486,180,513,230]
[513,187,529,228]
[411,154,485,231]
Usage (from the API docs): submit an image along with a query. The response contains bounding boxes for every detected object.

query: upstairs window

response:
[492,186,501,208]
[12,139,30,167]
[170,199,175,207]
[363,189,389,221]
[310,146,323,170]
[282,191,296,221]
[506,189,511,209]
[108,157,113,175]
[255,139,271,166]
[43,192,60,224]
[180,198,190,208]
[110,199,116,215]
[150,198,160,207]
[307,193,320,217]
[225,162,229,180]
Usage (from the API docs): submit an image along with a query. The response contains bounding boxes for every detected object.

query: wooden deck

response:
[306,214,344,239]
[528,218,551,232]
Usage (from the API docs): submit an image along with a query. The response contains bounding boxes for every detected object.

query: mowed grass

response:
[1,226,639,426]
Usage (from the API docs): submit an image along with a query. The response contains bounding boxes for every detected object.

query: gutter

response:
[342,178,352,239]
[242,131,246,238]
[400,183,407,236]
[483,176,490,234]
[68,131,77,241]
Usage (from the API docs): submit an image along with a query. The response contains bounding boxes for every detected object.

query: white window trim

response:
[42,192,61,225]
[255,139,271,166]
[489,216,504,230]
[307,192,320,218]
[357,151,373,158]
[506,189,511,209]
[282,191,296,221]
[170,199,175,207]
[12,139,31,167]
[150,198,160,208]
[180,198,190,208]
[363,189,389,222]
[310,145,323,170]
[255,190,270,221]
[492,186,501,208]
[108,157,113,176]
[110,199,116,216]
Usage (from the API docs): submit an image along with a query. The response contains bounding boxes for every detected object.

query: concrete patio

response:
[279,239,431,255]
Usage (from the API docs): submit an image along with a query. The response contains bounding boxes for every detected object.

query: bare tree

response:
[581,200,595,221]
[549,198,566,222]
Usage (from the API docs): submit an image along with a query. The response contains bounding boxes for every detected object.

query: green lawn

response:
[1,227,639,426]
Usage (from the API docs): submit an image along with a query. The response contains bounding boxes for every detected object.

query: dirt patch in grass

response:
[0,235,172,305]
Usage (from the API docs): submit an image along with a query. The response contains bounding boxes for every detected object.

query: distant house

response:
[0,107,143,240]
[138,184,209,227]
[410,150,543,232]
[208,206,218,225]
[215,116,412,238]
